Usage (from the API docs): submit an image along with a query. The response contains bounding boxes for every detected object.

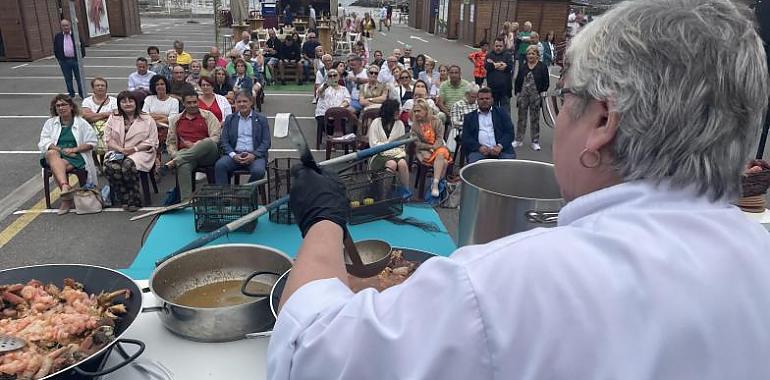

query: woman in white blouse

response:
[81,77,118,161]
[314,69,354,143]
[142,74,179,169]
[367,99,409,187]
[417,58,440,97]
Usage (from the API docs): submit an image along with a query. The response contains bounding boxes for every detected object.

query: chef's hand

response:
[290,165,350,237]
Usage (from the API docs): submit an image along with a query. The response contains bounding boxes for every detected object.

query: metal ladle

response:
[288,118,393,278]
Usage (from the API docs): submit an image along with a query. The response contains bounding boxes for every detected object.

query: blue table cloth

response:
[121,205,457,279]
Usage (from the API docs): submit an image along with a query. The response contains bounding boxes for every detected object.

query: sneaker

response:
[512,141,524,148]
[195,172,207,181]
[531,143,541,151]
[311,99,317,104]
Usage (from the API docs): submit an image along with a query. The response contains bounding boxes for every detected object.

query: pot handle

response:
[525,211,559,224]
[73,338,145,376]
[241,271,281,297]
[139,287,164,313]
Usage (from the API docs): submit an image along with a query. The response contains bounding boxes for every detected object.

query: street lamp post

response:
[69,0,87,99]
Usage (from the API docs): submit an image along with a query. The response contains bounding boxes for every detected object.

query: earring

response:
[579,148,601,168]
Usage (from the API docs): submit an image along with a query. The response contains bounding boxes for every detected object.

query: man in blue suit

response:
[53,19,86,99]
[215,90,271,184]
[461,87,516,163]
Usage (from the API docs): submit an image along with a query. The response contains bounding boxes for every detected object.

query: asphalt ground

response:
[0,12,565,270]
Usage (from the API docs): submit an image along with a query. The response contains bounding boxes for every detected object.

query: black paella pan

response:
[0,264,144,379]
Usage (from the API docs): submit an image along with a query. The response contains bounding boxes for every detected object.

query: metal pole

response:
[214,0,220,49]
[68,0,87,99]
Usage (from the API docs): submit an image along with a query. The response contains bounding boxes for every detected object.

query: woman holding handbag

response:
[104,91,159,212]
[81,77,118,168]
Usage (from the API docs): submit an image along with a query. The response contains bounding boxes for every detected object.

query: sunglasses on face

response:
[328,74,339,77]
[400,76,410,80]
[368,71,378,75]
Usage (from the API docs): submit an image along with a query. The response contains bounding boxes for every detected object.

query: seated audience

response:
[166,90,222,201]
[215,91,271,185]
[346,55,369,113]
[103,90,158,211]
[169,65,190,100]
[81,77,118,159]
[450,83,480,132]
[127,57,156,92]
[315,69,355,137]
[38,95,98,214]
[390,69,414,106]
[418,58,440,97]
[278,35,302,85]
[234,31,252,55]
[378,55,399,84]
[209,46,228,68]
[147,46,164,74]
[413,54,426,79]
[230,58,255,95]
[156,50,177,80]
[314,54,334,103]
[200,54,217,78]
[436,65,469,117]
[186,60,203,92]
[227,49,255,77]
[461,87,515,163]
[410,98,451,197]
[368,99,410,187]
[142,75,179,127]
[173,40,193,70]
[358,64,388,110]
[301,32,321,82]
[198,76,232,123]
[212,67,234,97]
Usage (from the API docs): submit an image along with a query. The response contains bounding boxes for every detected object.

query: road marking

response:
[464,44,475,49]
[0,174,44,227]
[24,65,136,68]
[11,63,28,69]
[380,32,387,36]
[409,36,428,43]
[396,40,405,45]
[550,74,560,78]
[13,207,162,215]
[0,177,75,250]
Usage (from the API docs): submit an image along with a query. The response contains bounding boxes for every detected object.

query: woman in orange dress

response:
[410,98,451,197]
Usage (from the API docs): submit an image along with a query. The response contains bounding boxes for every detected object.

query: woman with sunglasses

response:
[410,98,450,197]
[38,95,98,214]
[315,69,354,142]
[390,70,414,106]
[358,65,388,110]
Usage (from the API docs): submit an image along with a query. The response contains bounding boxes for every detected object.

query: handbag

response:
[73,188,104,215]
[446,127,459,153]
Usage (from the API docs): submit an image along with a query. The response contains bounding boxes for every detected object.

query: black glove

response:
[290,164,350,237]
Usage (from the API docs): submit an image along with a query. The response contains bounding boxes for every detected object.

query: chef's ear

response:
[586,98,619,152]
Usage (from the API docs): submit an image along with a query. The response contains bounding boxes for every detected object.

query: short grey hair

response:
[465,83,480,94]
[565,0,769,200]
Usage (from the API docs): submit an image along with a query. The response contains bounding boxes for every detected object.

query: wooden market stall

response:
[458,0,569,47]
[106,0,141,37]
[0,0,61,61]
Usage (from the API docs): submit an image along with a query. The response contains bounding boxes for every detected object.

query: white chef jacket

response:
[268,181,770,379]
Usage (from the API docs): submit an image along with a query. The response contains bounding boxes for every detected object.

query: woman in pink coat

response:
[103,90,159,211]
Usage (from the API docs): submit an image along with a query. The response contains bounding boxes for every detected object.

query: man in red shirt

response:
[166,90,222,200]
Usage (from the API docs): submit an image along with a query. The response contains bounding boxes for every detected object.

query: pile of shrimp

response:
[0,279,130,379]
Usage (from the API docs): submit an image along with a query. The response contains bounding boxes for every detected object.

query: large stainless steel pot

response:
[458,159,564,246]
[148,244,293,342]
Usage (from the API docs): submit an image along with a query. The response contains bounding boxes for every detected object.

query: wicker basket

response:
[741,160,770,197]
[192,185,259,232]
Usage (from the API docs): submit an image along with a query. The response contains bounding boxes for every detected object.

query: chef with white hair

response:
[268,0,770,378]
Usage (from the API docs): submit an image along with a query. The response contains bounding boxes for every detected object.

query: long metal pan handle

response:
[525,211,559,224]
[72,338,145,377]
[322,136,417,167]
[155,195,290,266]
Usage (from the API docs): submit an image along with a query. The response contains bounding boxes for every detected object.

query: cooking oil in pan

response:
[174,280,272,308]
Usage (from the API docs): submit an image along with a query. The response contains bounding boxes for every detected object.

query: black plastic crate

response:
[267,158,299,225]
[192,185,259,232]
[341,170,404,225]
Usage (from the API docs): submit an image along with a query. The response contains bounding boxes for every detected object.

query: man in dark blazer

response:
[214,90,271,185]
[54,19,86,99]
[462,87,516,163]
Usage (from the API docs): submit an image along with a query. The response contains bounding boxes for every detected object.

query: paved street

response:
[0,12,562,270]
